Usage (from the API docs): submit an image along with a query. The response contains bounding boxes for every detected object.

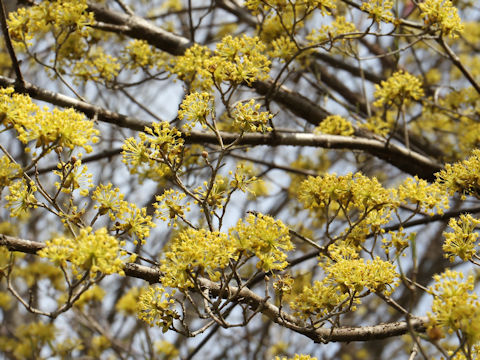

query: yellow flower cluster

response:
[115,287,141,316]
[160,213,293,288]
[397,176,449,215]
[275,355,317,360]
[314,115,354,136]
[72,47,120,84]
[362,110,397,137]
[419,0,464,38]
[0,291,12,310]
[306,16,357,46]
[360,0,394,23]
[155,340,179,359]
[291,279,350,319]
[122,39,169,72]
[16,261,64,290]
[54,159,93,197]
[373,70,424,108]
[231,213,293,271]
[122,122,183,180]
[7,0,94,54]
[414,87,480,157]
[443,214,480,262]
[137,286,179,332]
[245,0,335,16]
[194,176,228,210]
[161,228,234,288]
[5,179,37,218]
[72,285,106,309]
[436,149,480,199]
[7,322,56,359]
[428,270,480,343]
[114,204,155,245]
[0,155,21,188]
[0,88,99,153]
[298,173,394,214]
[232,99,273,133]
[38,227,126,278]
[170,35,270,90]
[269,36,299,62]
[230,162,264,196]
[92,183,129,221]
[154,189,190,227]
[92,183,154,243]
[382,230,411,254]
[298,173,399,245]
[178,92,214,130]
[326,256,398,294]
[292,246,398,319]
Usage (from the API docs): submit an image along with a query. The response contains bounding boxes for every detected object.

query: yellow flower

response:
[326,257,399,295]
[298,173,394,214]
[54,159,93,195]
[73,285,106,309]
[269,36,299,61]
[443,214,480,262]
[137,286,179,331]
[170,35,270,90]
[121,39,169,71]
[306,16,357,46]
[291,279,349,319]
[116,287,141,316]
[160,228,235,288]
[419,0,464,38]
[428,270,480,343]
[232,99,273,133]
[39,227,126,278]
[8,0,94,52]
[5,179,37,218]
[275,355,318,360]
[361,0,394,23]
[155,340,179,359]
[154,189,190,227]
[373,70,424,108]
[178,92,214,131]
[398,176,448,215]
[114,204,155,244]
[72,47,120,84]
[1,88,99,153]
[230,213,293,271]
[92,183,129,221]
[0,155,21,188]
[314,115,354,136]
[122,122,183,182]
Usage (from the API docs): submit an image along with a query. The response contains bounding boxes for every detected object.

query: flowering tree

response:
[1,0,480,358]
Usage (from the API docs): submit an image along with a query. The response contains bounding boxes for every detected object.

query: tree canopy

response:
[1,0,480,359]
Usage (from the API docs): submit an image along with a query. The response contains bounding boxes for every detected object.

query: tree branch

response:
[0,74,442,180]
[0,233,428,343]
[0,0,24,85]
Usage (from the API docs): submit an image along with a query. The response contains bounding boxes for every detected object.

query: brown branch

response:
[0,75,148,131]
[86,3,333,126]
[186,131,442,180]
[83,3,447,161]
[0,0,24,85]
[0,233,428,343]
[0,74,441,180]
[438,37,480,95]
[87,2,192,56]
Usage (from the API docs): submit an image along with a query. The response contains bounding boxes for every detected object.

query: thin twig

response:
[0,0,24,85]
